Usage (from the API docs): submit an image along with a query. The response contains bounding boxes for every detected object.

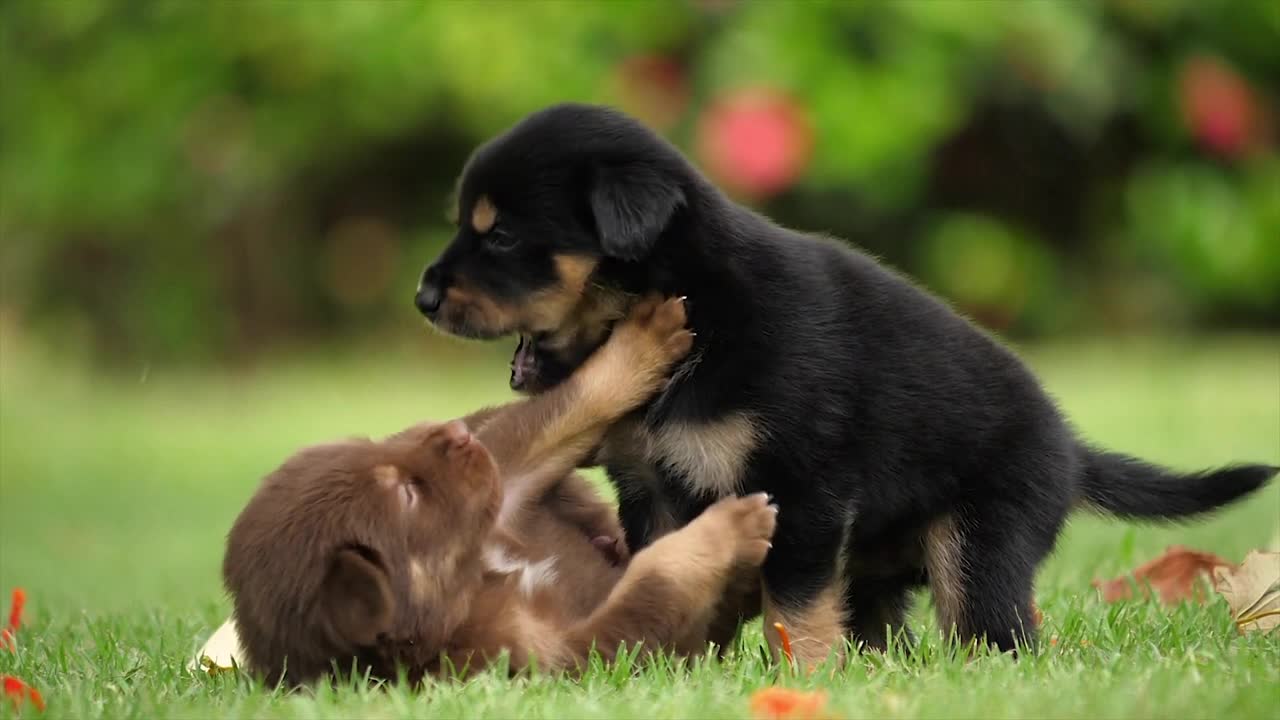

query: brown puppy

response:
[224,297,778,685]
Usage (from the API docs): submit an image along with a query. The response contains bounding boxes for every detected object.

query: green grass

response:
[1,333,1278,719]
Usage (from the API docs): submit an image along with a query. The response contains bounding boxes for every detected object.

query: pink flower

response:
[696,88,813,199]
[1178,55,1263,158]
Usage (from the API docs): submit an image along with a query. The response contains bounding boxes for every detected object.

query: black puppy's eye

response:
[484,226,520,252]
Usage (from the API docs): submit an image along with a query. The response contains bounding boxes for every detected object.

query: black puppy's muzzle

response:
[415,265,445,317]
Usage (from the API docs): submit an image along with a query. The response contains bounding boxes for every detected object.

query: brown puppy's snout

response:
[415,265,445,316]
[440,420,472,450]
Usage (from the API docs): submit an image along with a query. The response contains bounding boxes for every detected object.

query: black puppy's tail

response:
[1077,445,1276,520]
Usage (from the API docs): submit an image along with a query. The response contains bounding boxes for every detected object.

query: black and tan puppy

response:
[225,297,779,685]
[414,103,1277,665]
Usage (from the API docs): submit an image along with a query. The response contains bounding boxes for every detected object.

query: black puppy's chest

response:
[598,411,761,546]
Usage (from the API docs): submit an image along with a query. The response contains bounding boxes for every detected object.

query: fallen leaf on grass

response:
[1093,545,1232,604]
[1212,550,1280,634]
[750,688,832,720]
[189,618,244,675]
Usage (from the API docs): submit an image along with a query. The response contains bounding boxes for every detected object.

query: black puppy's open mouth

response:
[509,335,538,391]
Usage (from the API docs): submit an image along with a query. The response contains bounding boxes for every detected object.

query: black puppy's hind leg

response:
[924,508,1052,654]
[843,573,920,653]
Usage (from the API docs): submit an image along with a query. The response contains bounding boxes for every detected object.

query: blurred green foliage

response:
[1,0,1276,362]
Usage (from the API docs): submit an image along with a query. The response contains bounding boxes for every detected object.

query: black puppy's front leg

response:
[760,495,850,669]
[608,460,681,554]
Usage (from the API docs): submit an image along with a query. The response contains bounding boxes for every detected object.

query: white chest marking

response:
[483,546,559,597]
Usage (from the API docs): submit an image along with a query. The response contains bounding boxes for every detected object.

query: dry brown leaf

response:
[1212,550,1280,634]
[1092,545,1232,605]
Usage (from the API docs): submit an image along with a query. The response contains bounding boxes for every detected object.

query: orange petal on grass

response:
[750,687,830,720]
[772,622,794,664]
[2,676,45,713]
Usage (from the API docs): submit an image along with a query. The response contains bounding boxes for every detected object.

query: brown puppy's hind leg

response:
[703,570,763,657]
[562,493,778,666]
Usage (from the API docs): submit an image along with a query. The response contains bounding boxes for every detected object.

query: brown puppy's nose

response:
[415,265,444,315]
[440,420,471,449]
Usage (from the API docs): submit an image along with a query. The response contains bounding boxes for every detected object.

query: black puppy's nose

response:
[415,286,440,316]
[415,265,443,315]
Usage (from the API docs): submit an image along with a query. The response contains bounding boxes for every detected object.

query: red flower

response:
[2,676,45,713]
[1,588,25,652]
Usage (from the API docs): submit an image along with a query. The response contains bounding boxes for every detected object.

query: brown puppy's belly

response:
[509,504,625,620]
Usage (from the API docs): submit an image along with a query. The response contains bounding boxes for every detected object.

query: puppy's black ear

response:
[317,546,395,650]
[590,164,684,261]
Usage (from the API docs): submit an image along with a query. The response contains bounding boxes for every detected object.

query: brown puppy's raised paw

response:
[582,294,694,409]
[612,293,694,368]
[702,492,779,567]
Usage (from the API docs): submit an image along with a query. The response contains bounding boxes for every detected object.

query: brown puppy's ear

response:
[590,164,684,261]
[318,546,396,650]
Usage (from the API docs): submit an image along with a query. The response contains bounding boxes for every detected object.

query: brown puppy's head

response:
[222,421,499,685]
[414,104,690,356]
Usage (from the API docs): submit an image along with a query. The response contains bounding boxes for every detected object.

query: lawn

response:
[1,332,1277,719]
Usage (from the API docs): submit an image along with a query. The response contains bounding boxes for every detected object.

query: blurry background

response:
[0,1,1276,614]
[3,0,1278,362]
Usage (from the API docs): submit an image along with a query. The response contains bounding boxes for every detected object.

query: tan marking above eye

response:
[471,194,497,234]
[373,464,402,488]
[552,254,598,294]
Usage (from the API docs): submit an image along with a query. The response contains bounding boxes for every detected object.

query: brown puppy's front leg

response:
[561,493,779,666]
[476,295,692,515]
